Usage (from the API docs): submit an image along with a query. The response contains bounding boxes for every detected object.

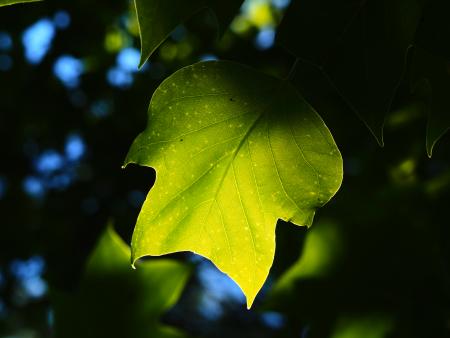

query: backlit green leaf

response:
[134,0,242,67]
[124,61,343,308]
[0,0,40,6]
[51,226,191,338]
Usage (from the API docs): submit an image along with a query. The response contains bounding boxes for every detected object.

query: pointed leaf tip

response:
[133,0,243,66]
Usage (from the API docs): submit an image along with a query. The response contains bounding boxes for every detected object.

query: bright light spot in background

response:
[199,54,218,62]
[65,133,86,161]
[107,45,144,88]
[117,47,140,72]
[10,256,45,280]
[22,277,48,298]
[0,54,12,71]
[272,0,291,9]
[107,67,133,88]
[53,55,84,88]
[104,28,128,53]
[198,295,223,320]
[255,27,275,50]
[261,312,286,330]
[34,150,64,174]
[10,256,48,299]
[22,19,56,64]
[0,176,7,199]
[0,31,12,51]
[53,10,71,30]
[231,15,252,33]
[23,176,45,198]
[198,260,245,303]
[242,0,274,28]
[196,258,245,319]
[233,0,289,48]
[22,136,87,198]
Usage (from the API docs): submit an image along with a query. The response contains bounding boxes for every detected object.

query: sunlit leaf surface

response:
[125,61,343,307]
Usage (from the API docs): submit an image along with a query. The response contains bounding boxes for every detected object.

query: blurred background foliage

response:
[0,0,449,337]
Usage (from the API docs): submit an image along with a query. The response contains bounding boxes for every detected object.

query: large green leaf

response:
[51,226,191,338]
[0,0,40,6]
[124,61,343,308]
[278,0,423,145]
[134,0,242,67]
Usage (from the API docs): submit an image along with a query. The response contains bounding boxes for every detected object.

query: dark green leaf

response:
[413,0,450,156]
[51,226,191,338]
[411,48,450,157]
[134,0,243,67]
[279,0,423,145]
